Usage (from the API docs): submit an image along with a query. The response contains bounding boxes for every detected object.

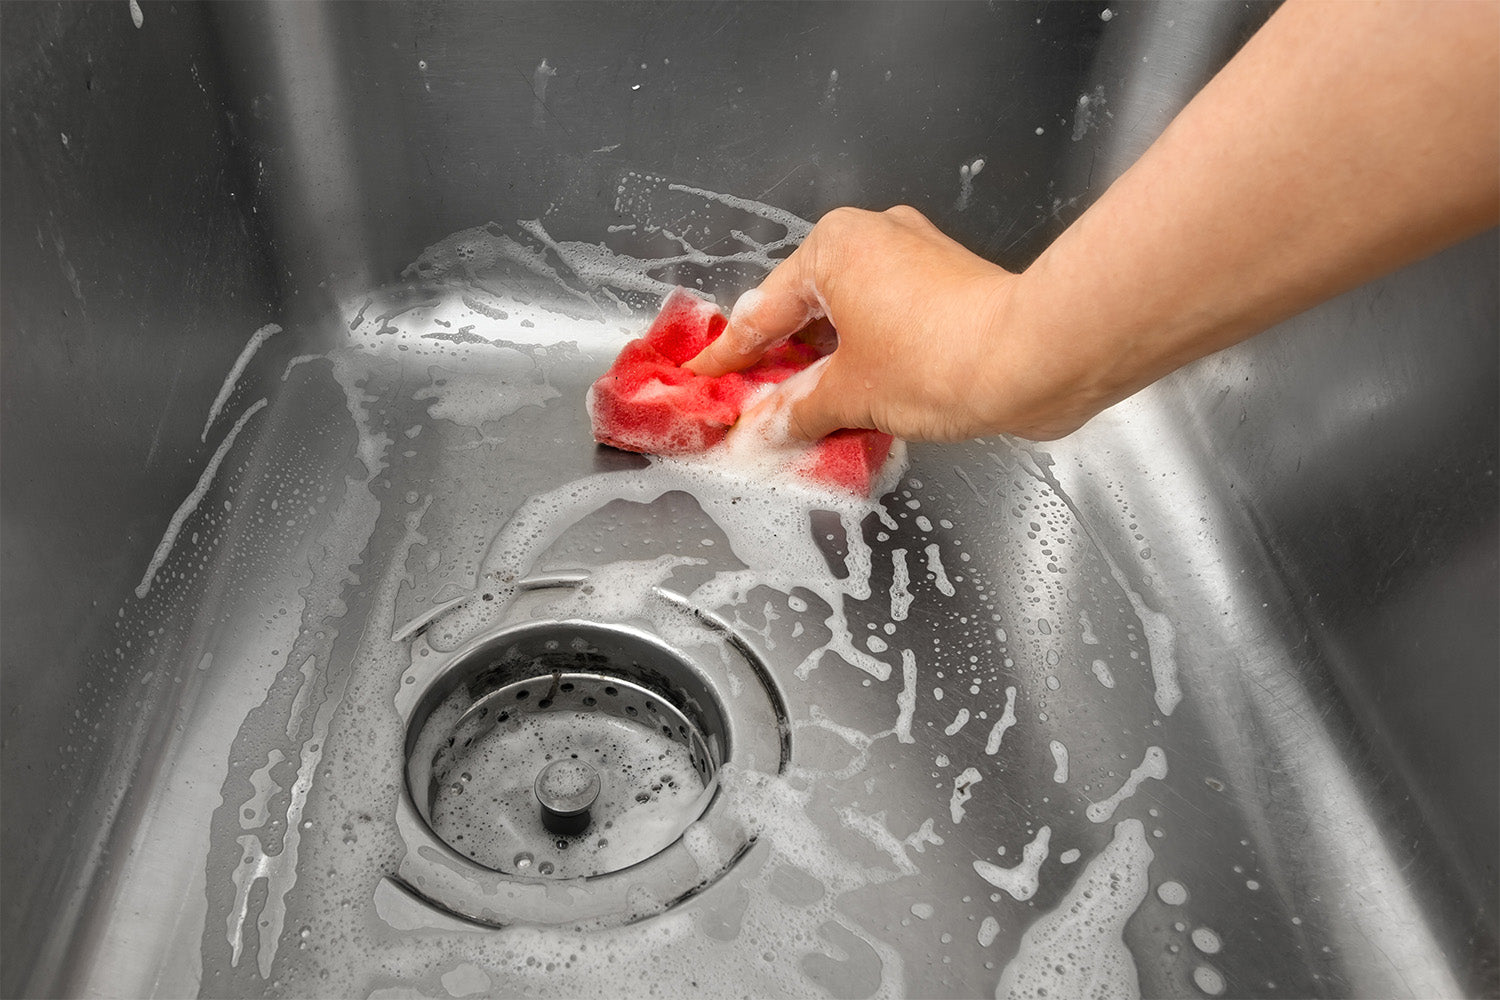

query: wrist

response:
[976,260,1122,440]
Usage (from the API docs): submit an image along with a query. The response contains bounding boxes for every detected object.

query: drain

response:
[535,757,601,835]
[395,580,788,927]
[412,658,722,879]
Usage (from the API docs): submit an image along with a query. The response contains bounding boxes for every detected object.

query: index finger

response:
[683,238,824,377]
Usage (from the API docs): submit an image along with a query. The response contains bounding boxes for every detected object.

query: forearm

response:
[1007,0,1500,418]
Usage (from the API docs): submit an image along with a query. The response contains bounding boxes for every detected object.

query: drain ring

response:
[394,577,788,927]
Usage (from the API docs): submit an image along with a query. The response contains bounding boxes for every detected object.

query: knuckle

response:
[884,204,931,229]
[816,206,868,240]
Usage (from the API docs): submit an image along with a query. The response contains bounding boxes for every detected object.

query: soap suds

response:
[1190,926,1222,954]
[949,767,982,824]
[894,650,918,744]
[1049,740,1069,783]
[1014,448,1181,715]
[433,454,904,688]
[1156,880,1187,905]
[925,542,956,597]
[1071,87,1108,142]
[984,686,1018,755]
[889,549,913,621]
[137,398,267,599]
[956,157,986,211]
[1193,964,1225,995]
[943,708,970,736]
[201,323,280,441]
[995,819,1153,1000]
[974,825,1050,901]
[413,358,559,428]
[1090,658,1115,689]
[1086,746,1167,823]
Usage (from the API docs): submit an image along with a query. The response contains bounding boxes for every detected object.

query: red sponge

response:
[588,288,894,495]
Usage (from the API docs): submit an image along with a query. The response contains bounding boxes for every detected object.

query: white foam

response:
[1193,965,1225,996]
[1090,658,1116,689]
[281,353,322,381]
[432,452,904,694]
[1049,740,1070,783]
[441,963,493,998]
[974,825,1050,901]
[944,708,970,736]
[894,650,918,744]
[399,180,811,342]
[949,767,982,824]
[956,157,986,211]
[1013,448,1180,715]
[889,549,914,621]
[1086,746,1167,823]
[924,542,956,597]
[664,182,813,242]
[1156,880,1187,905]
[995,820,1153,1000]
[1079,610,1099,644]
[413,356,560,429]
[978,916,1001,947]
[984,687,1018,755]
[136,398,267,599]
[1094,547,1179,714]
[1071,87,1107,142]
[201,323,280,442]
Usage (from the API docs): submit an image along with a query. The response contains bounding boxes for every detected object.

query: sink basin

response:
[3,2,1495,997]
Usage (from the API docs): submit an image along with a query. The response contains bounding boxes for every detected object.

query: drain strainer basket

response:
[394,581,788,928]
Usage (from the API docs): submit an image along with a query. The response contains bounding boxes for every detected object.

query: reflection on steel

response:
[536,759,602,836]
[1,2,1494,998]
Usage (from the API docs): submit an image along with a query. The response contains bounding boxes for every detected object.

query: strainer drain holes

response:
[406,624,730,880]
[398,608,789,928]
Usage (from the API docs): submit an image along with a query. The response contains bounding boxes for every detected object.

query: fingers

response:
[785,387,850,442]
[684,235,825,377]
[778,356,871,442]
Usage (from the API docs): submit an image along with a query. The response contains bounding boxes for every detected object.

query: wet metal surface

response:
[2,3,1496,998]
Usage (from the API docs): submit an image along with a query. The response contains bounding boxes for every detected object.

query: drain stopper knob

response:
[535,759,601,836]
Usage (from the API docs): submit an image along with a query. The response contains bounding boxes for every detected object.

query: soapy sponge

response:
[588,288,893,495]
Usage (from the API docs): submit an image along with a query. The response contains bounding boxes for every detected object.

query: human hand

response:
[684,206,1105,443]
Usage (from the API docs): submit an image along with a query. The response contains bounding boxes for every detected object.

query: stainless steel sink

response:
[3,3,1495,997]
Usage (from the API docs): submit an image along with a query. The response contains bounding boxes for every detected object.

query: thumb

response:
[684,242,823,377]
[782,355,873,442]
